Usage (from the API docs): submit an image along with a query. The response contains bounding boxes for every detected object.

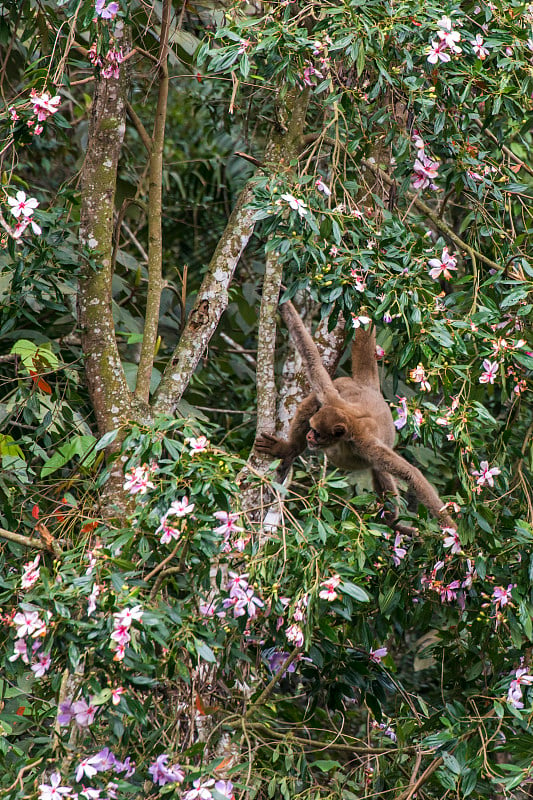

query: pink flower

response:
[95,0,119,19]
[7,190,39,218]
[471,33,489,59]
[394,397,408,430]
[472,461,501,488]
[409,364,431,392]
[440,580,460,602]
[156,516,182,544]
[286,623,304,646]
[186,435,209,453]
[281,193,308,217]
[443,528,461,554]
[183,779,215,800]
[21,555,40,589]
[492,584,514,610]
[9,106,19,121]
[13,610,43,638]
[9,639,30,663]
[76,754,102,782]
[111,686,125,704]
[392,533,407,565]
[428,246,458,280]
[38,772,72,800]
[237,38,251,54]
[437,28,462,53]
[315,178,331,196]
[426,39,451,64]
[302,62,324,86]
[227,571,249,597]
[369,646,388,663]
[507,668,533,709]
[72,697,97,727]
[123,464,156,495]
[479,359,499,384]
[412,151,440,190]
[113,604,143,627]
[213,511,243,536]
[318,574,342,601]
[87,584,100,615]
[30,89,61,121]
[351,314,371,329]
[31,652,51,677]
[167,496,195,517]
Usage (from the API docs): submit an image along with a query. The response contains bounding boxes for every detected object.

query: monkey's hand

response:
[255,433,293,460]
[255,433,296,478]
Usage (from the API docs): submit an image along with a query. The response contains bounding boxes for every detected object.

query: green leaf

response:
[341,582,370,602]
[312,759,342,772]
[95,428,119,451]
[193,638,217,663]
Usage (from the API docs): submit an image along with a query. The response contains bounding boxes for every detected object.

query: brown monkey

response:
[255,300,455,533]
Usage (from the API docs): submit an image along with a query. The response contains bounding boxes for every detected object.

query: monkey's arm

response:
[255,393,320,475]
[361,438,455,529]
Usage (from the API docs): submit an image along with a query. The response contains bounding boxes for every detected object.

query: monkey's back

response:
[332,377,396,449]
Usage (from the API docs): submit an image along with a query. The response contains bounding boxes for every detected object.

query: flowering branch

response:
[360,157,502,272]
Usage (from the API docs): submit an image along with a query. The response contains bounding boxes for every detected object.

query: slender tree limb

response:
[135,0,171,403]
[0,526,61,555]
[244,648,301,717]
[152,180,258,414]
[126,101,152,153]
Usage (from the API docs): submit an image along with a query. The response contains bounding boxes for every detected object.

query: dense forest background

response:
[0,0,532,798]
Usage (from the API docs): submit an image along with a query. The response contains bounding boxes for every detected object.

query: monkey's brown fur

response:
[255,300,455,532]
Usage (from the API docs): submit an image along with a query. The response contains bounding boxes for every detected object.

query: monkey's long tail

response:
[280,300,341,405]
[351,326,379,390]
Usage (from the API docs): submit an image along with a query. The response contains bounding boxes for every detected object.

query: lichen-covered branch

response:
[78,58,133,436]
[135,0,171,403]
[152,180,258,415]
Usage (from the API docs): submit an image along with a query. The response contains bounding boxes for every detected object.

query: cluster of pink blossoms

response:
[88,42,124,79]
[110,604,143,661]
[507,667,533,709]
[214,510,249,553]
[156,496,194,544]
[222,572,264,621]
[278,594,308,648]
[21,554,40,589]
[421,560,476,606]
[10,608,51,676]
[411,132,440,191]
[123,462,157,495]
[409,363,431,392]
[426,15,462,64]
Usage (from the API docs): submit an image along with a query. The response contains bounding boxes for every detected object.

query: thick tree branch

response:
[78,54,133,436]
[135,0,171,403]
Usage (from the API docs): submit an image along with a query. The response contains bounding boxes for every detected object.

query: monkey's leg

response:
[361,439,455,529]
[255,393,320,475]
[371,469,417,536]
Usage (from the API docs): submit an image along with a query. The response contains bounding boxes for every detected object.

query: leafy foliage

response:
[0,0,532,799]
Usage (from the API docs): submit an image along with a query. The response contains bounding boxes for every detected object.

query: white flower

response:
[38,772,72,800]
[281,193,308,217]
[7,190,39,218]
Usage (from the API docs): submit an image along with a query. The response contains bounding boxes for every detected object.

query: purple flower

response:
[148,754,184,787]
[264,649,297,676]
[95,0,119,19]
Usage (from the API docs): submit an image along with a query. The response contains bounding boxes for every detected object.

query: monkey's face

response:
[307,406,348,450]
